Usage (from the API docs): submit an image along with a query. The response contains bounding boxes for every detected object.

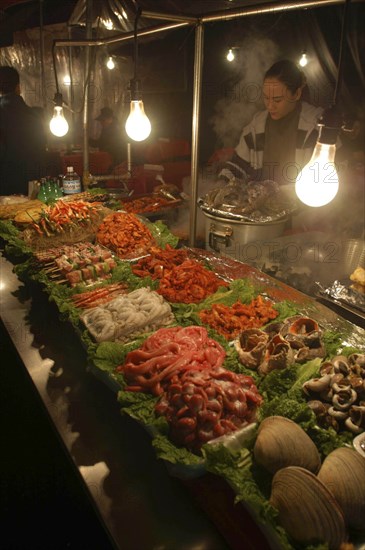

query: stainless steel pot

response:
[203,211,288,258]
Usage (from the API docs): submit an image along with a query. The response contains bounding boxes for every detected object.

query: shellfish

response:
[270,466,347,549]
[317,447,365,530]
[253,416,321,474]
[234,328,268,369]
[258,335,294,376]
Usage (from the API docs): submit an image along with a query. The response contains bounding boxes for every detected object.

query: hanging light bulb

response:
[295,143,339,207]
[106,56,115,70]
[299,51,308,67]
[125,99,151,141]
[295,107,342,207]
[49,93,69,137]
[226,48,235,62]
[125,7,152,142]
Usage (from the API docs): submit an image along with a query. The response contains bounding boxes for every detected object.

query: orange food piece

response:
[97,212,155,258]
[199,295,278,340]
[157,259,229,303]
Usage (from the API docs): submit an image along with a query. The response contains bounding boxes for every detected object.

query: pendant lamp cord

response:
[133,6,142,82]
[333,0,351,106]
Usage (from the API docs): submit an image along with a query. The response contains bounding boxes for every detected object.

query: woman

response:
[219,59,323,186]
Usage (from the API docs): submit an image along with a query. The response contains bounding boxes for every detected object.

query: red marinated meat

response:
[117,326,263,453]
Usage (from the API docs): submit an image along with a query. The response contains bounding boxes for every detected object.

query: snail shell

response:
[253,416,321,474]
[270,466,347,549]
[317,447,365,530]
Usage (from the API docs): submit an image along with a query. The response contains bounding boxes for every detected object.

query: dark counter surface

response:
[0,252,271,550]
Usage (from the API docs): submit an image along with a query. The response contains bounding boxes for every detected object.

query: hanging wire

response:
[51,41,60,94]
[133,6,142,82]
[333,0,351,106]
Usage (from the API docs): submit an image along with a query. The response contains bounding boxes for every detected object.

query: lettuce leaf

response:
[0,220,33,258]
[152,220,179,249]
[152,433,204,467]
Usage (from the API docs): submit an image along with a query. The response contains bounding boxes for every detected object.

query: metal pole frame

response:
[189,22,204,247]
[53,0,352,241]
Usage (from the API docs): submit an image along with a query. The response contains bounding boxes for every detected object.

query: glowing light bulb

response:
[295,142,339,207]
[226,48,235,62]
[106,56,115,70]
[299,52,308,67]
[63,75,71,86]
[49,105,69,137]
[125,100,151,142]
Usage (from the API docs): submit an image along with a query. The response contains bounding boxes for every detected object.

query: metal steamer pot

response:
[203,211,288,259]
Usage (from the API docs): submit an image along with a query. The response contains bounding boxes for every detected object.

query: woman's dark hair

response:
[264,59,306,94]
[0,66,20,94]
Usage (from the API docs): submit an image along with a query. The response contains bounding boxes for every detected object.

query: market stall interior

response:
[1,1,365,549]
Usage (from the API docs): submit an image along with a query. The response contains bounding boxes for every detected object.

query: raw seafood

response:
[199,295,278,340]
[236,315,325,373]
[118,326,262,453]
[71,282,129,308]
[303,353,365,434]
[157,259,229,303]
[81,287,174,343]
[131,245,188,279]
[96,212,155,258]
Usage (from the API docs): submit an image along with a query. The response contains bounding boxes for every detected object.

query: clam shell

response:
[317,447,365,530]
[253,416,321,474]
[270,466,347,549]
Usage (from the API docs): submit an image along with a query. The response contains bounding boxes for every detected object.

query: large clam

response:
[317,447,365,530]
[253,416,321,474]
[270,466,347,549]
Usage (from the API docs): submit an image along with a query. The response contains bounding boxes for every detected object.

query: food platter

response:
[1,207,365,550]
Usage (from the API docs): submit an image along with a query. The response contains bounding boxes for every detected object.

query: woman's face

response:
[263,77,301,120]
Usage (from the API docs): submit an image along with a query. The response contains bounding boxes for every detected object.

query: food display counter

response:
[1,196,365,550]
[0,253,271,550]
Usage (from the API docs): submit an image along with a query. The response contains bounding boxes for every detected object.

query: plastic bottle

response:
[62,166,82,195]
[37,178,49,203]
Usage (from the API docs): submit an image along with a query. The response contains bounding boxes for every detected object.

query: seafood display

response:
[131,245,189,279]
[270,466,347,550]
[2,201,365,550]
[317,447,365,530]
[235,315,325,374]
[266,432,365,547]
[96,212,156,259]
[157,259,229,303]
[198,178,298,222]
[198,295,278,340]
[118,326,263,453]
[253,416,321,474]
[120,195,181,215]
[303,353,365,434]
[25,199,105,234]
[80,287,174,343]
[34,242,117,286]
[21,200,109,250]
[71,282,129,308]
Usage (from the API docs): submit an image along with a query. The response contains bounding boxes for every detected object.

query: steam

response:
[209,35,280,148]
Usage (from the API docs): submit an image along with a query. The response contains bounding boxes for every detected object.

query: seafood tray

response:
[115,193,183,218]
